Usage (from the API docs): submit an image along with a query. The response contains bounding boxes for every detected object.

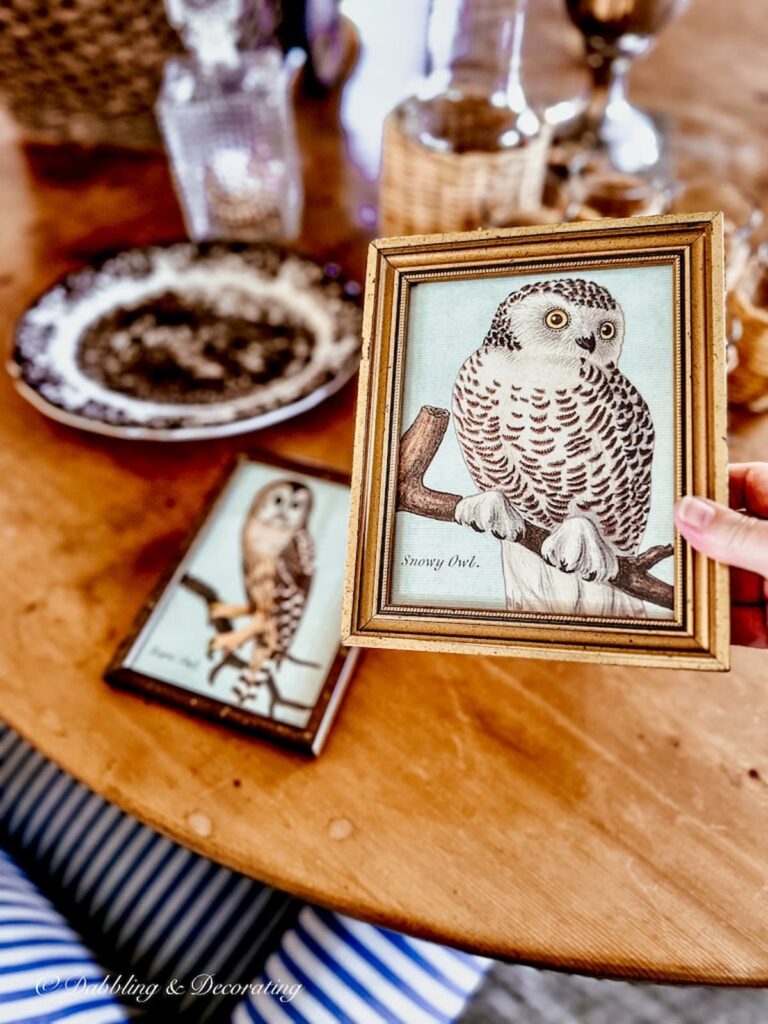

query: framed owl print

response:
[342,214,730,670]
[108,455,357,754]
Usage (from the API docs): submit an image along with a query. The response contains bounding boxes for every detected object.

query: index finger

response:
[729,463,768,516]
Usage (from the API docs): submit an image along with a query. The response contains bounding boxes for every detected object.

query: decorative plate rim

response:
[9,240,362,442]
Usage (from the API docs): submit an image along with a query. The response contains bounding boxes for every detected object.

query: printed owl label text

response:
[400,553,480,572]
[148,645,201,671]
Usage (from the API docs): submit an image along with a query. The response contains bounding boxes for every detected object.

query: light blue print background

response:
[127,462,350,728]
[390,264,675,616]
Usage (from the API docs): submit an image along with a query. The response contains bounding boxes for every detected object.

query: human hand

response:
[674,463,768,648]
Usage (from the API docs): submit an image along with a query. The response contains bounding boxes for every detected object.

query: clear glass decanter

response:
[157,0,303,242]
[380,0,549,235]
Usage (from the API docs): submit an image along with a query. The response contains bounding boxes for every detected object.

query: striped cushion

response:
[0,724,489,1022]
[0,724,296,1021]
[235,906,489,1023]
[0,845,135,1023]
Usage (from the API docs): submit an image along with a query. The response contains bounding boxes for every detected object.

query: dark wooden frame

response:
[107,451,356,756]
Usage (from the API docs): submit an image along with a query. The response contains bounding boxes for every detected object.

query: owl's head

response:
[484,278,625,367]
[248,479,313,531]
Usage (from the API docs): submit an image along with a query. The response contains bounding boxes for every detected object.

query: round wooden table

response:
[2,0,768,986]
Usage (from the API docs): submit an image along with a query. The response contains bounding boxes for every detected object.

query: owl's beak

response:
[575,334,596,354]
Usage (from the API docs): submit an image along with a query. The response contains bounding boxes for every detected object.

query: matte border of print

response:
[342,214,729,671]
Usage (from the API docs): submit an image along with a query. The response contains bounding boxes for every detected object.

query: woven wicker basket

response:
[728,260,768,411]
[0,0,275,148]
[379,112,550,237]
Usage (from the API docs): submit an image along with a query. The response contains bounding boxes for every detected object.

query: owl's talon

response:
[209,631,242,655]
[542,516,619,582]
[455,491,524,541]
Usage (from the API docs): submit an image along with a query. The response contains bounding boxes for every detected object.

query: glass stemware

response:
[563,0,691,173]
[562,148,673,219]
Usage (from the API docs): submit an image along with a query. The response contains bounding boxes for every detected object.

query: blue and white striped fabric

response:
[0,724,296,1021]
[0,845,134,1023]
[235,906,489,1023]
[0,723,490,1023]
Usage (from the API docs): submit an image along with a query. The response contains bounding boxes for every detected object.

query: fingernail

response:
[677,496,716,530]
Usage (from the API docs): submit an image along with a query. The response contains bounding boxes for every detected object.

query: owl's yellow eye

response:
[600,321,616,340]
[545,308,569,330]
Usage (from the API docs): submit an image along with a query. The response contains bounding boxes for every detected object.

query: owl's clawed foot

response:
[455,491,524,541]
[541,516,619,583]
[208,631,243,656]
[209,601,252,622]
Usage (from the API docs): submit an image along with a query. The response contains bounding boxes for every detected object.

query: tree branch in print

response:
[397,406,674,611]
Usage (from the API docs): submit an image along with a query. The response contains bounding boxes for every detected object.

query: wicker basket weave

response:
[0,0,275,148]
[379,112,550,237]
[728,278,768,411]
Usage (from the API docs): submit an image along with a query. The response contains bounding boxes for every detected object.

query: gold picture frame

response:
[342,214,730,670]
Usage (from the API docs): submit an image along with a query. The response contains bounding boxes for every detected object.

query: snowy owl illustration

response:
[452,278,654,617]
[209,478,316,703]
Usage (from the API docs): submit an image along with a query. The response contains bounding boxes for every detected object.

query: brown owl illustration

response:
[208,478,316,704]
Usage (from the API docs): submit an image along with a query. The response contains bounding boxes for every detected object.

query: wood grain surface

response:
[1,0,768,983]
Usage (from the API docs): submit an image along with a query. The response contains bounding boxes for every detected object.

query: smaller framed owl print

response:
[108,455,357,754]
[342,214,730,670]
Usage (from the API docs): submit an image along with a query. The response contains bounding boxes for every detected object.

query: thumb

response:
[674,496,768,577]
